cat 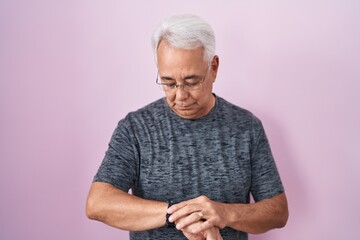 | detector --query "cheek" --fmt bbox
[190,92,202,101]
[165,93,176,102]
[194,87,212,102]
